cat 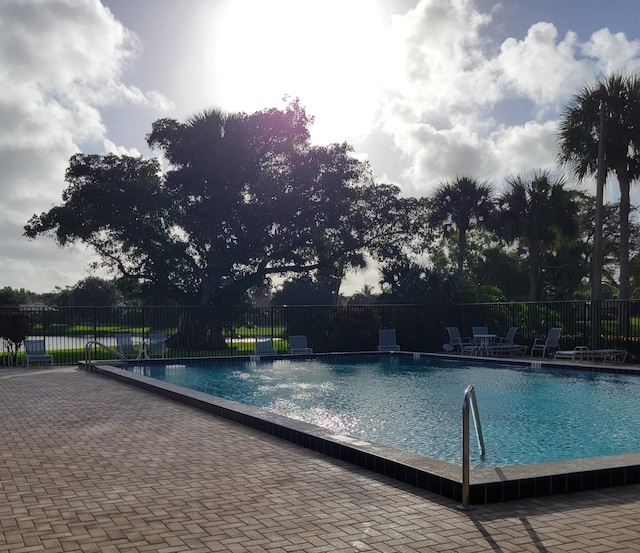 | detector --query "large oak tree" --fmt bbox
[25,101,411,345]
